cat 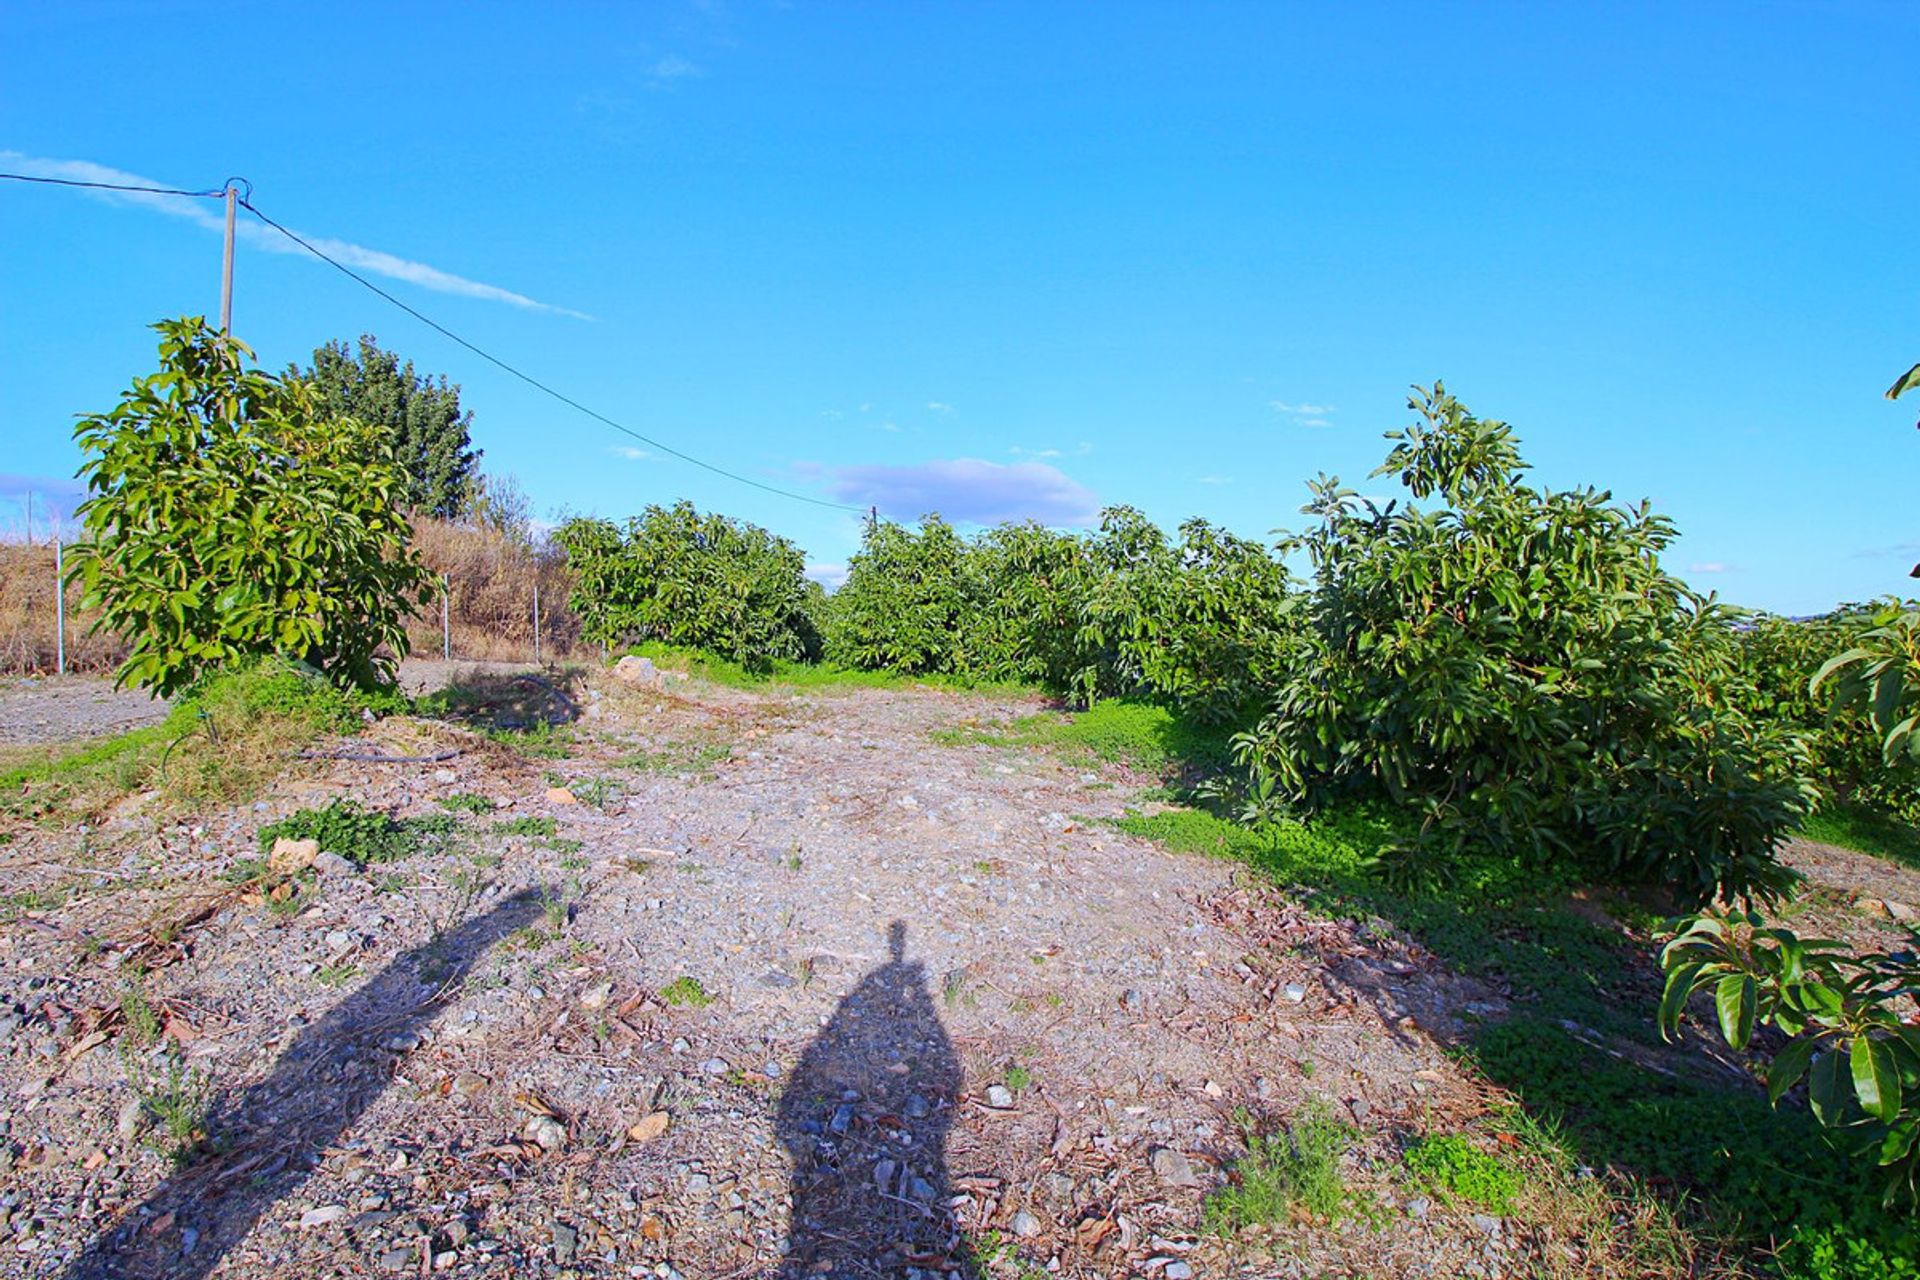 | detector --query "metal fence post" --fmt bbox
[442,579,450,661]
[54,535,66,676]
[533,580,542,664]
